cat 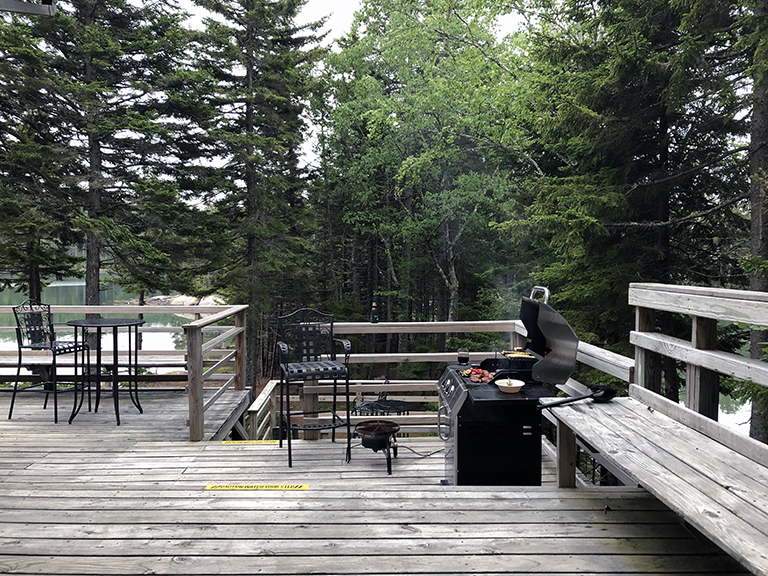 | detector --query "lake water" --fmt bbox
[0,280,185,357]
[718,391,752,434]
